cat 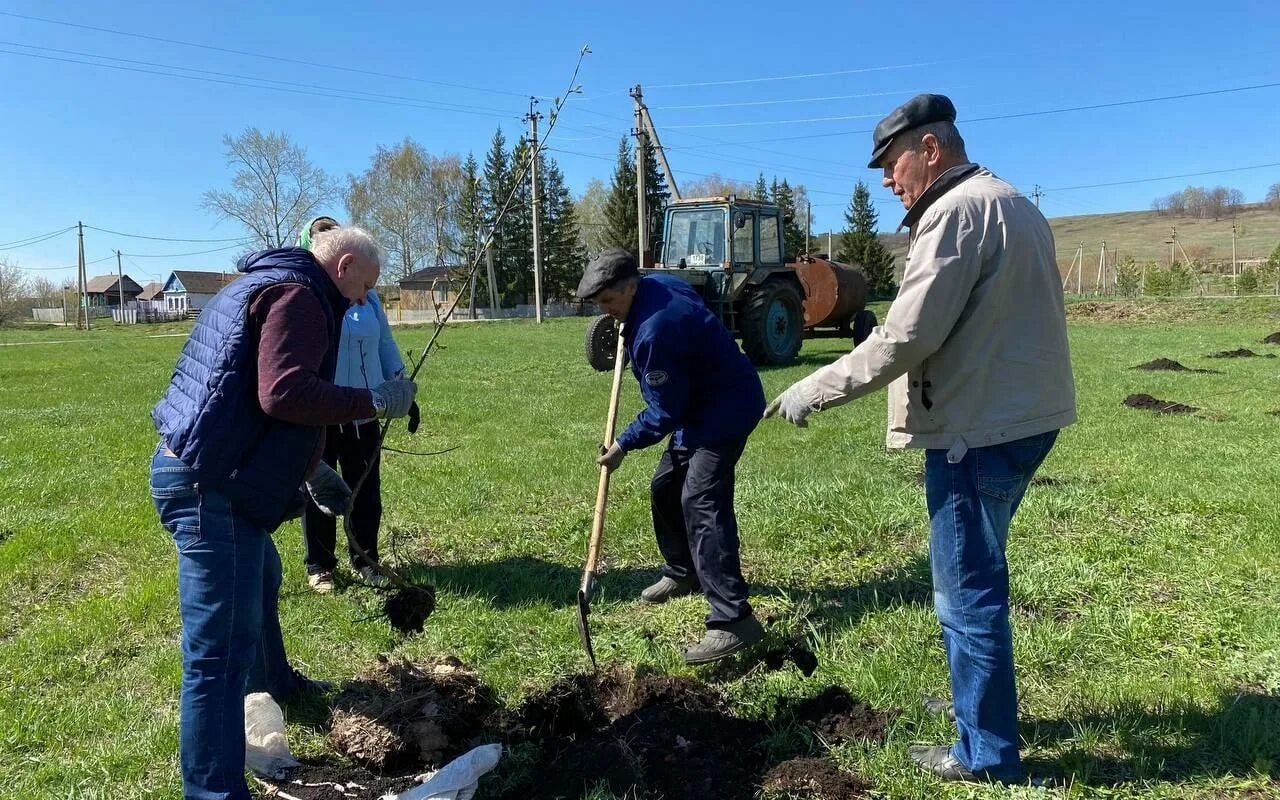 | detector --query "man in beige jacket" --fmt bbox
[766,94,1075,784]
